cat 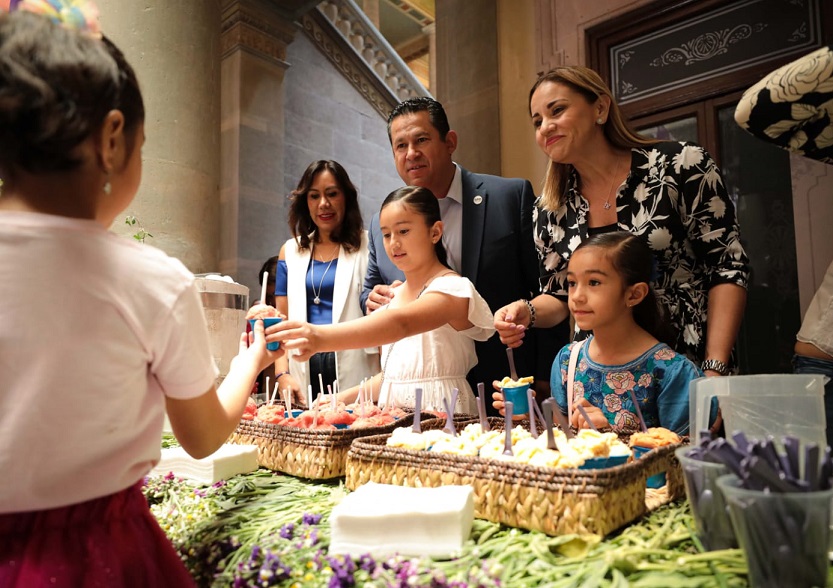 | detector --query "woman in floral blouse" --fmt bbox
[495,66,750,376]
